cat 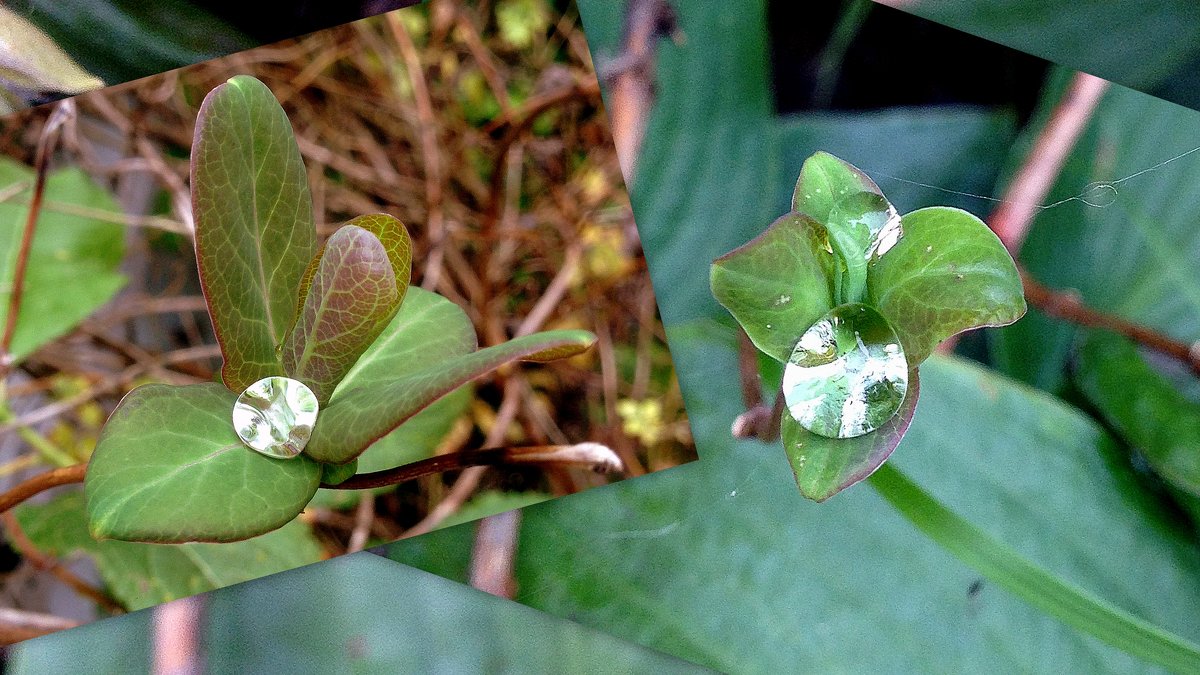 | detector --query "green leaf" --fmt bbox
[85,383,321,543]
[792,152,896,305]
[192,74,316,392]
[880,0,1200,109]
[870,462,1200,674]
[6,555,708,674]
[13,0,253,87]
[868,206,1026,366]
[1075,331,1200,499]
[320,458,358,486]
[282,225,399,403]
[782,369,919,501]
[710,212,835,363]
[311,385,471,509]
[302,286,477,469]
[792,150,886,220]
[15,492,322,611]
[295,214,412,316]
[0,160,126,362]
[308,329,596,464]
